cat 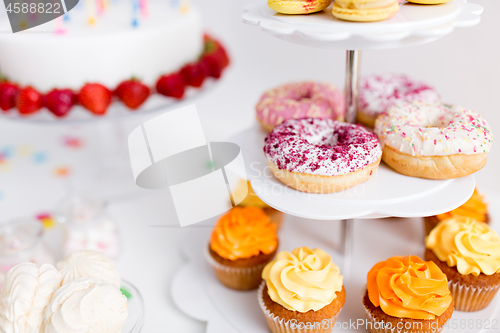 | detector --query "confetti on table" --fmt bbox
[0,160,12,172]
[0,146,14,159]
[62,136,85,149]
[120,287,132,300]
[36,213,57,230]
[32,152,48,164]
[54,166,70,177]
[18,145,32,157]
